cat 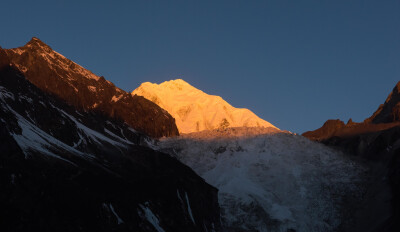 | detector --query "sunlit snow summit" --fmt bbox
[132,79,278,133]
